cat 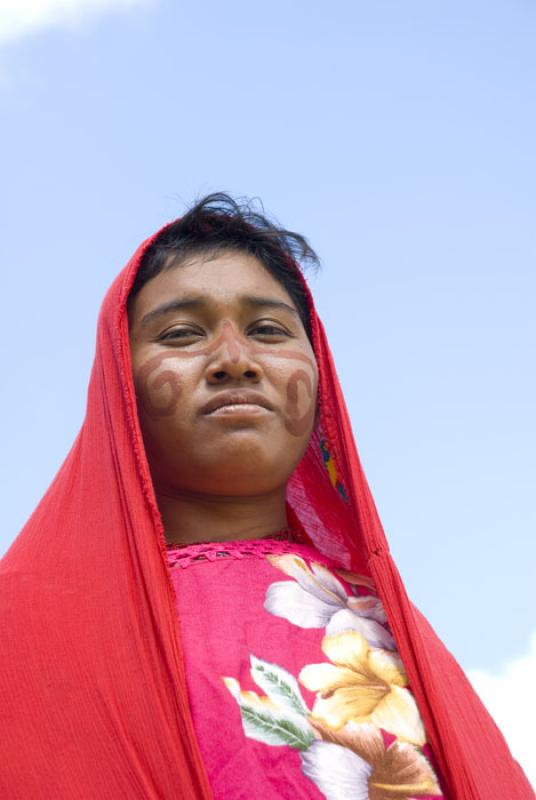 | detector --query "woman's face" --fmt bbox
[128,251,318,497]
